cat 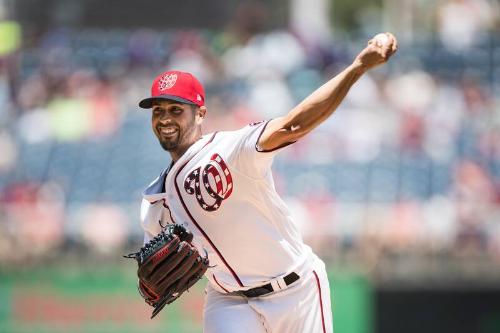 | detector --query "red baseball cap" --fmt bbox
[139,70,205,109]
